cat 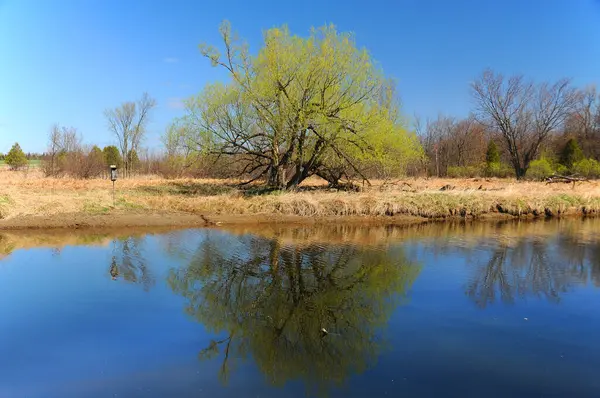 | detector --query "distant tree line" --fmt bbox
[418,70,600,179]
[3,24,600,183]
